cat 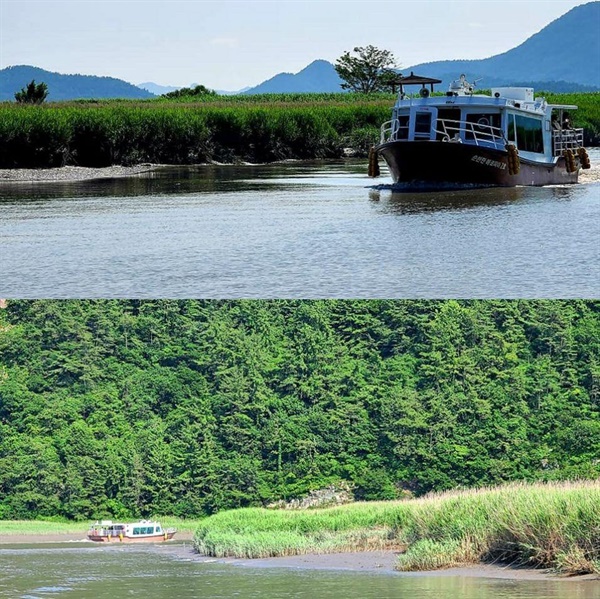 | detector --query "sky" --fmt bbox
[0,0,592,91]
